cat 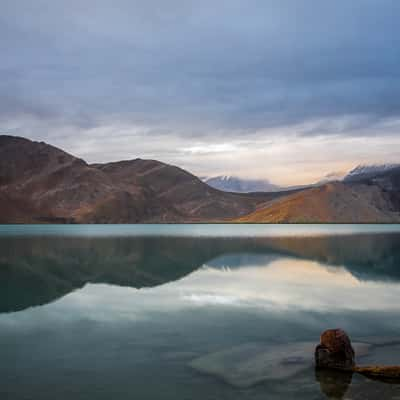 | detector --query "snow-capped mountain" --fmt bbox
[203,164,400,194]
[203,175,282,193]
[344,164,400,182]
